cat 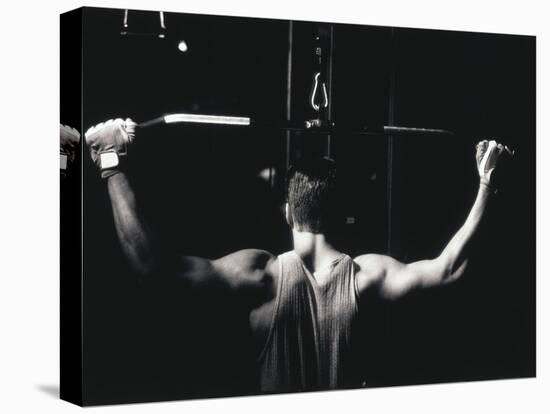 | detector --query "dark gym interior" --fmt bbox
[64,7,535,405]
